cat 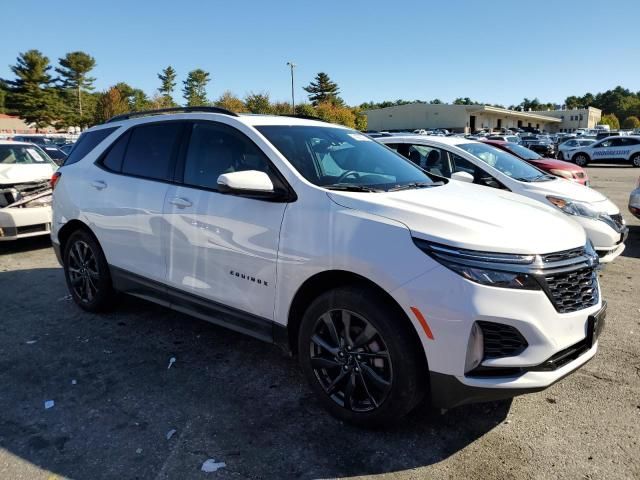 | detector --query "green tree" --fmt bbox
[157,66,177,106]
[183,69,210,106]
[429,98,443,104]
[315,101,356,128]
[4,49,60,129]
[271,101,292,115]
[598,113,620,130]
[0,80,7,114]
[453,97,475,105]
[622,116,640,129]
[55,51,96,120]
[94,86,129,124]
[352,107,367,130]
[214,91,247,112]
[303,72,341,106]
[114,82,150,111]
[244,91,272,113]
[294,103,316,117]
